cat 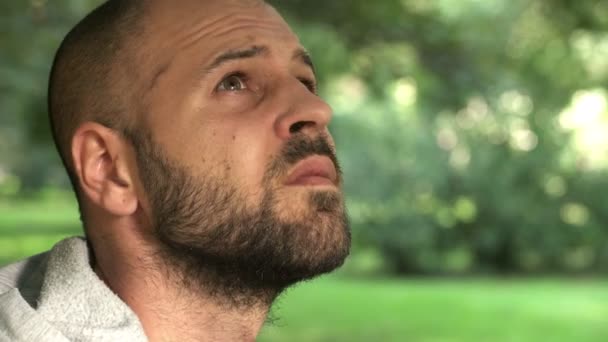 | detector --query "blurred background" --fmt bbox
[1,0,608,341]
